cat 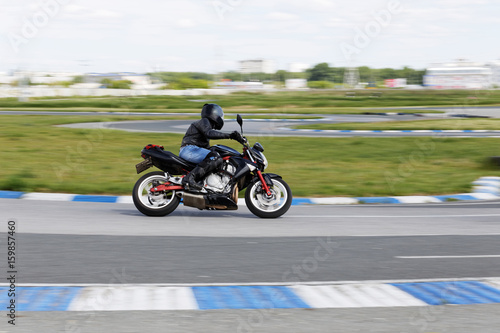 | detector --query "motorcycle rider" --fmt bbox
[180,103,244,191]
